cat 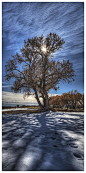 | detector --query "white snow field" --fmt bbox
[2,111,84,171]
[2,108,38,112]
